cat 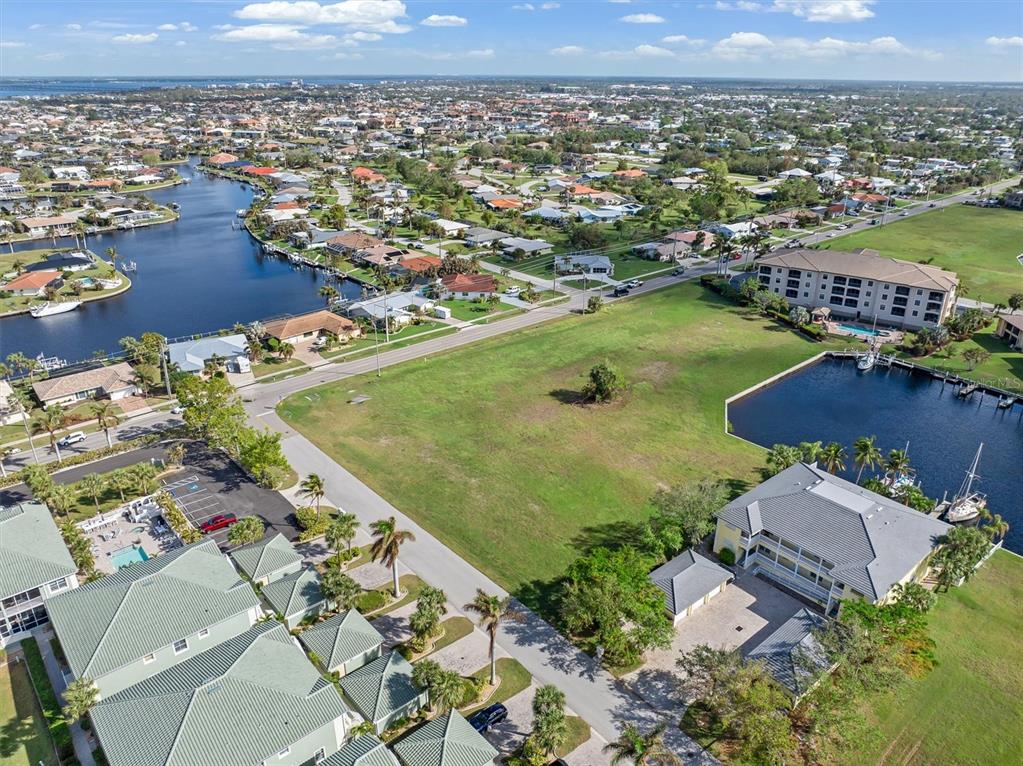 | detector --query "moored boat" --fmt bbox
[937,444,987,523]
[29,301,82,318]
